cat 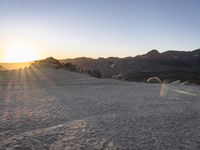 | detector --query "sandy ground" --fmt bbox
[0,66,200,150]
